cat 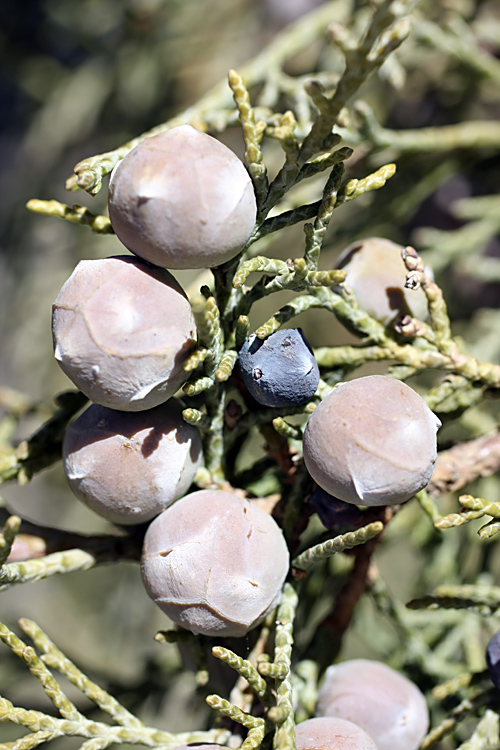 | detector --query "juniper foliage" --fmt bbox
[1,0,500,748]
